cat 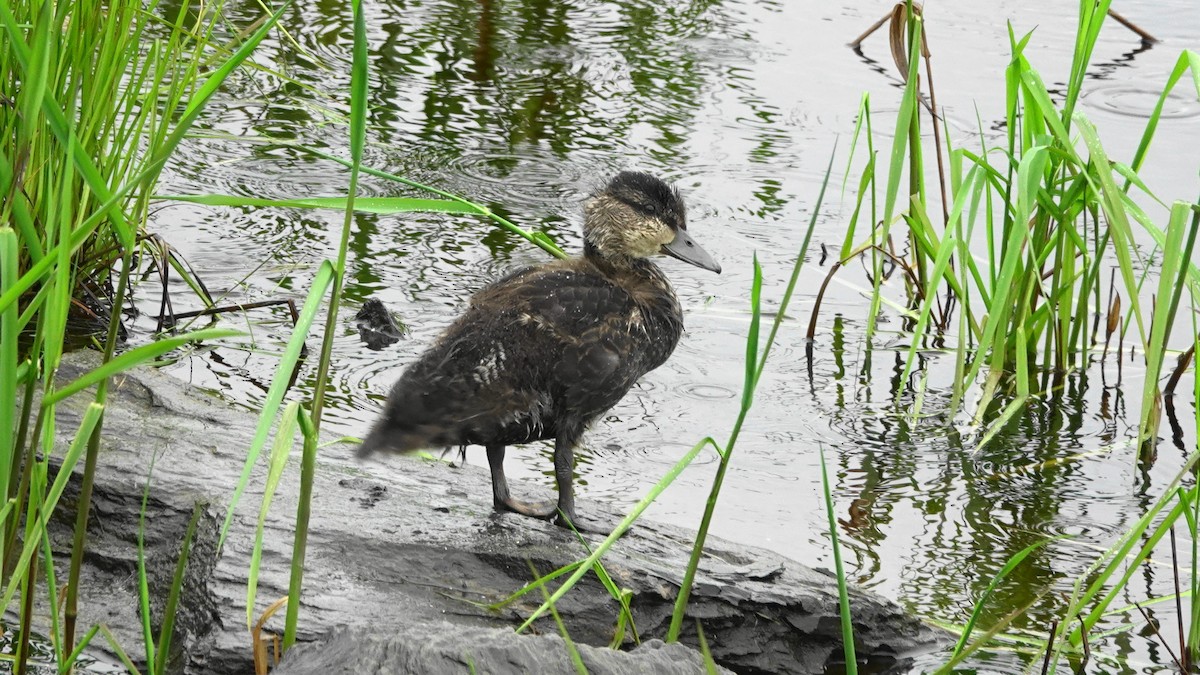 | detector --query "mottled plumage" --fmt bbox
[358,171,720,530]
